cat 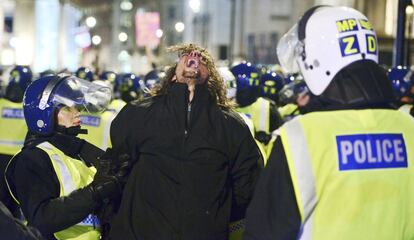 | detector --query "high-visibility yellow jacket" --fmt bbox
[278,109,414,239]
[6,141,100,240]
[0,99,27,156]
